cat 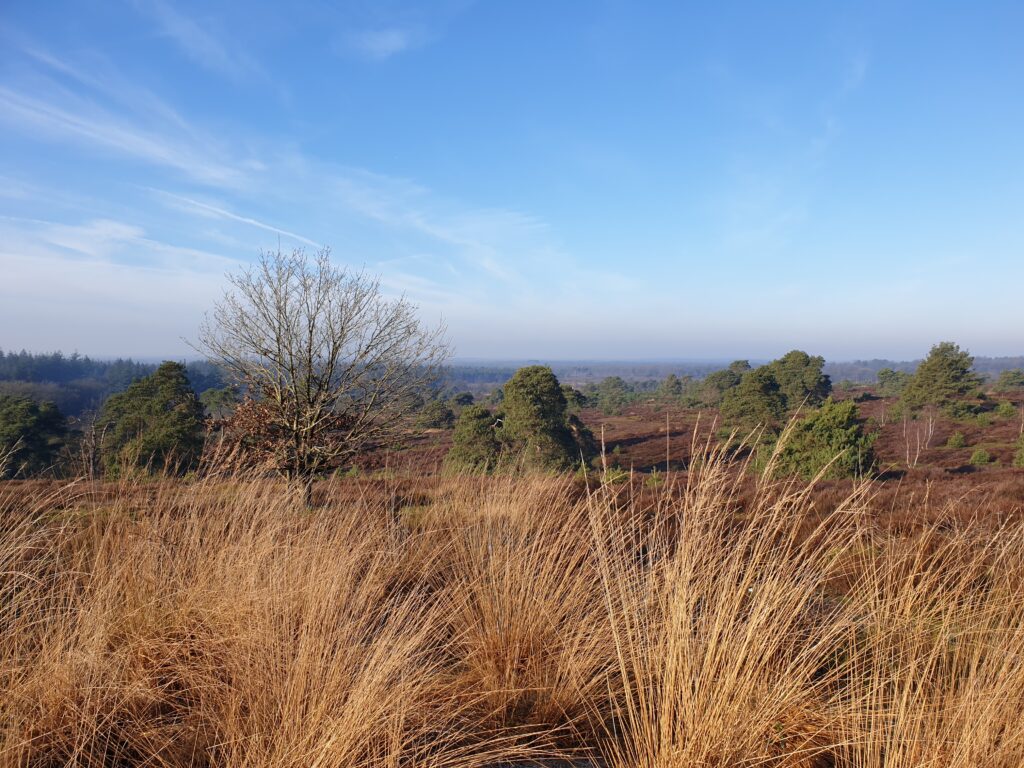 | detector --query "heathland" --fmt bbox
[3,257,1024,767]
